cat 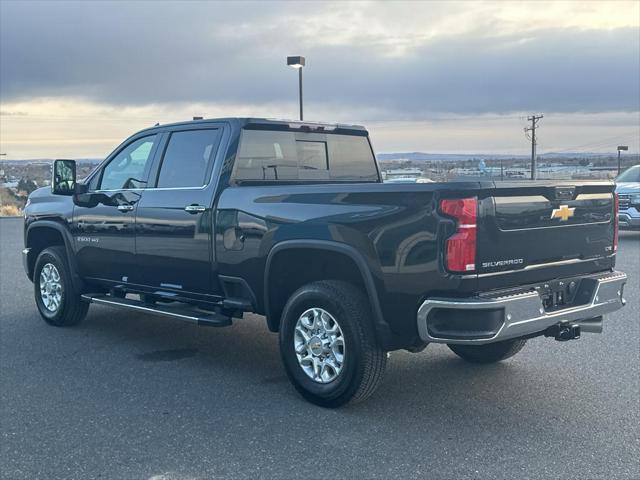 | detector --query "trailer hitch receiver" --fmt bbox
[544,323,581,342]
